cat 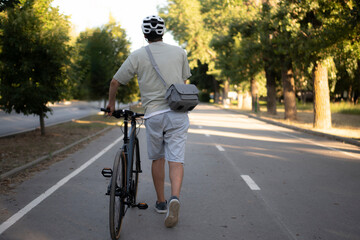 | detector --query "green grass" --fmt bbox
[330,102,360,115]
